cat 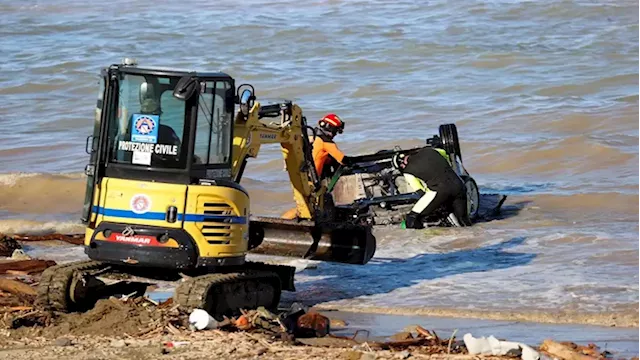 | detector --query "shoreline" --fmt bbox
[1,297,636,360]
[312,305,639,329]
